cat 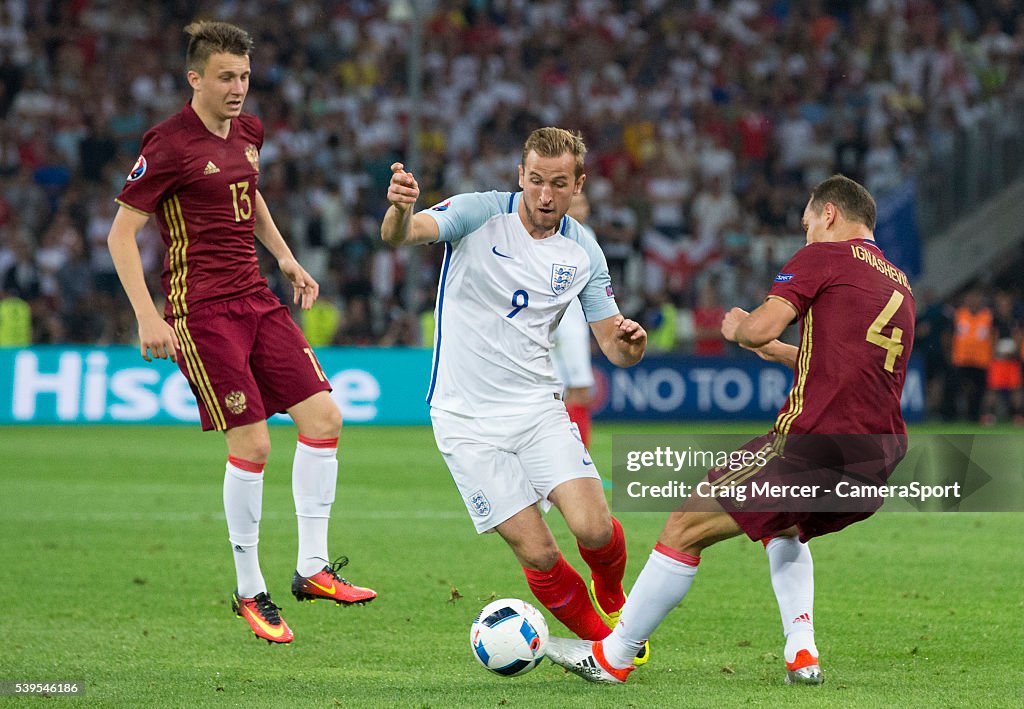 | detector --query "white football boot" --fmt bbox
[545,637,635,684]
